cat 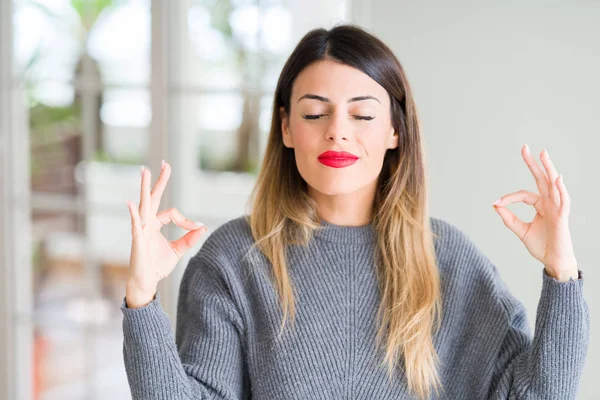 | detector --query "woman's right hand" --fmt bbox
[125,160,208,308]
